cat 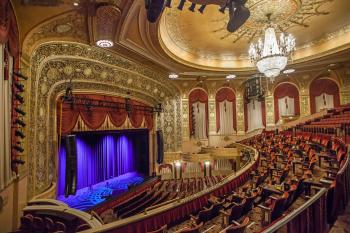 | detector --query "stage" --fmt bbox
[57,172,145,210]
